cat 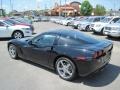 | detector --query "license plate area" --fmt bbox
[98,52,111,63]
